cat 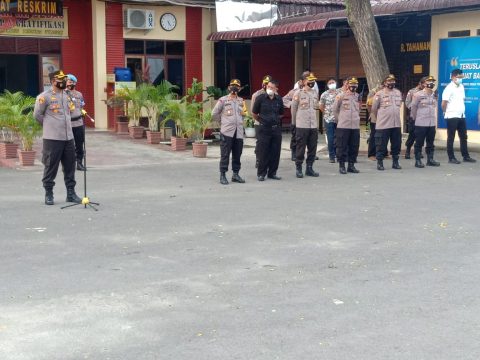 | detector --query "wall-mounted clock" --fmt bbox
[160,13,177,31]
